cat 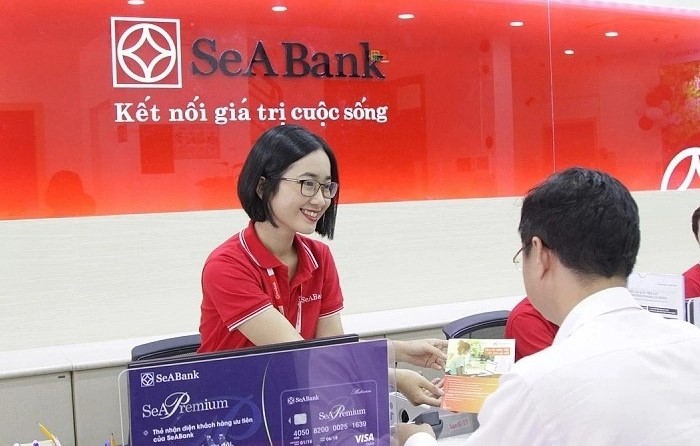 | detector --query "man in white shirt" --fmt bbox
[403,167,700,445]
